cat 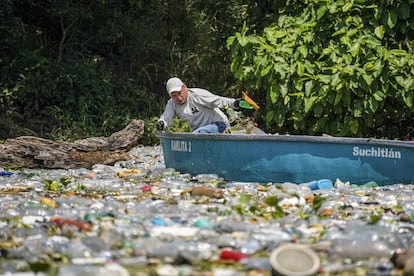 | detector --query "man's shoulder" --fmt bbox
[188,88,212,96]
[189,87,208,93]
[166,98,177,108]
